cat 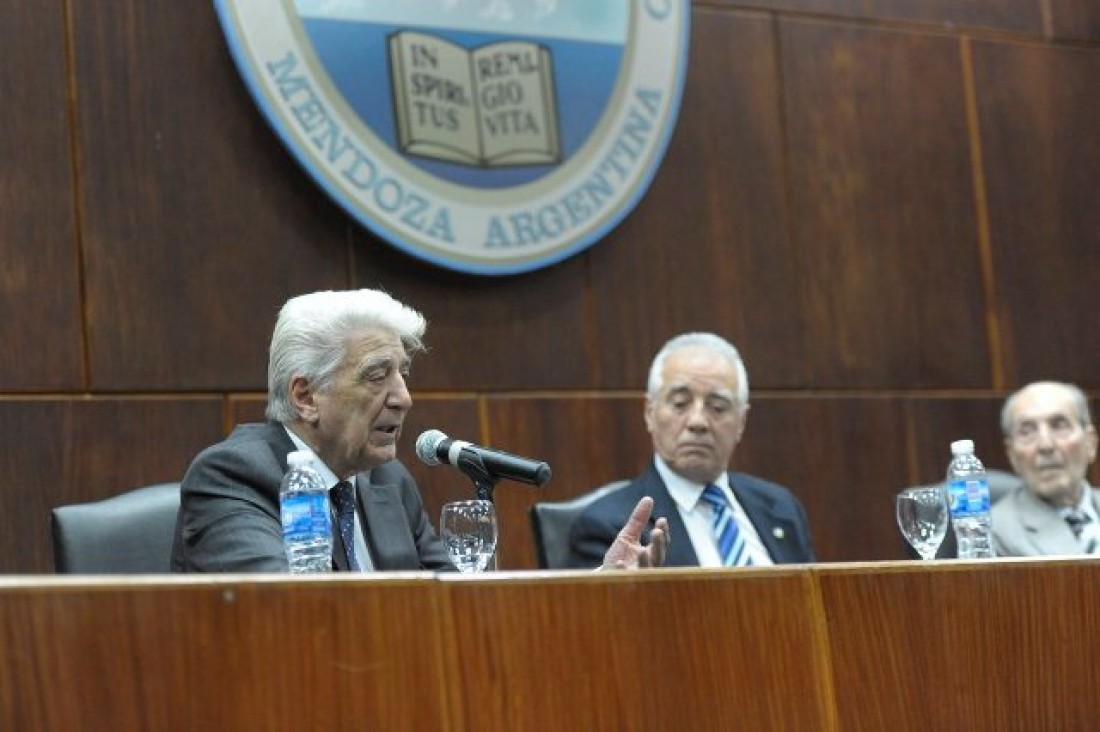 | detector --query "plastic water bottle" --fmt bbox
[279,450,332,573]
[946,439,993,559]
